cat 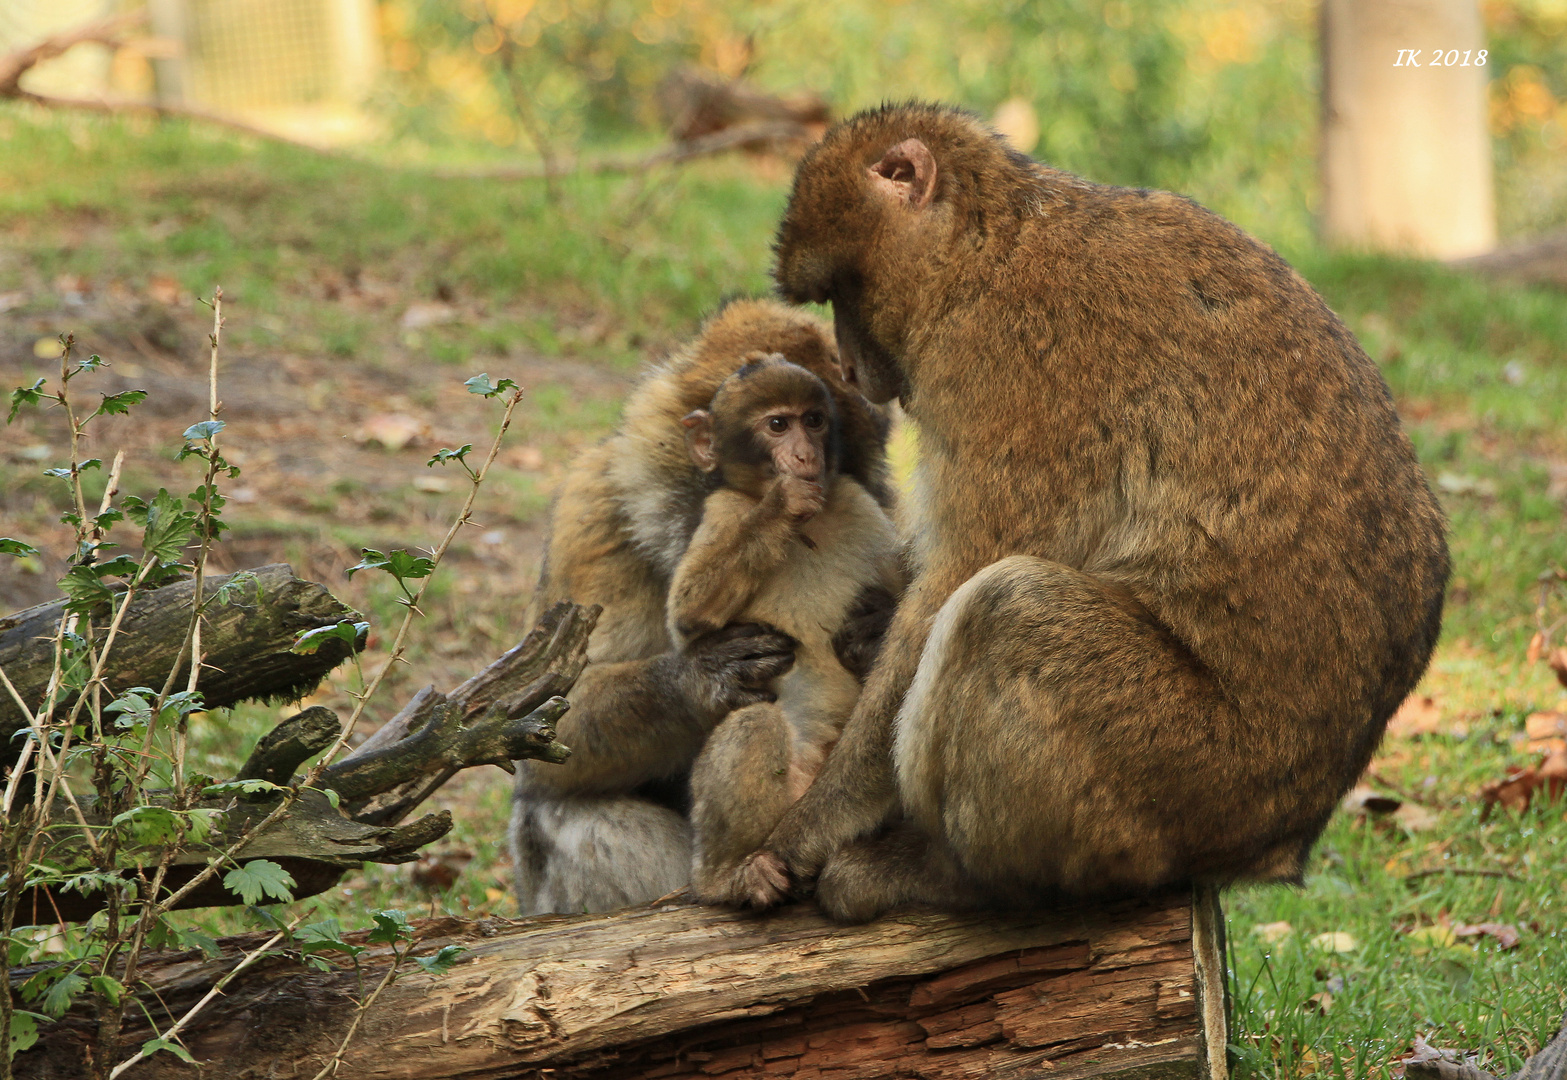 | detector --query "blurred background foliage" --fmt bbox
[373,0,1567,248]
